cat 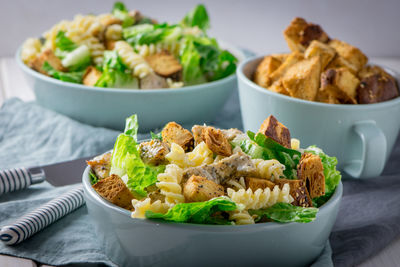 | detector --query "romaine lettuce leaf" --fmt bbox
[180,38,207,85]
[305,146,341,207]
[42,61,84,83]
[150,131,162,140]
[123,23,180,46]
[89,170,99,185]
[110,115,164,197]
[61,45,91,71]
[249,203,318,223]
[55,31,77,57]
[145,197,236,224]
[247,131,301,179]
[95,51,138,88]
[112,2,134,28]
[181,4,209,31]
